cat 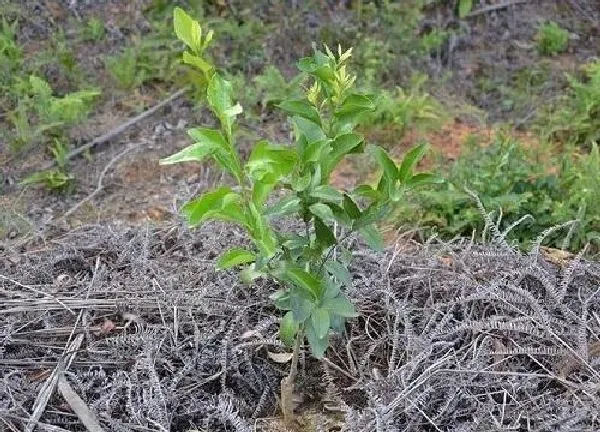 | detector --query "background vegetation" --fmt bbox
[2,0,600,256]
